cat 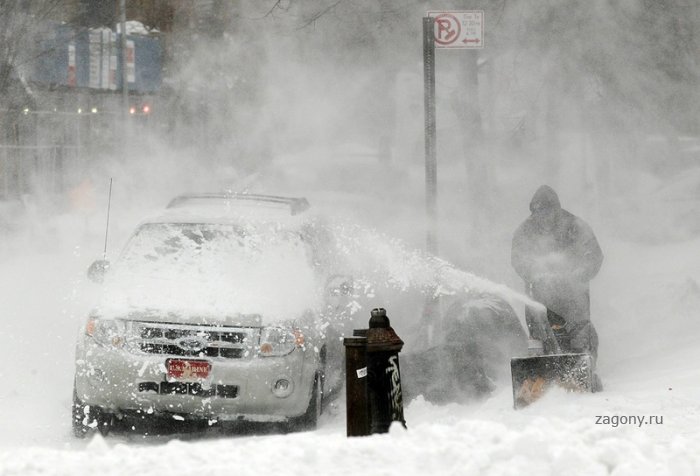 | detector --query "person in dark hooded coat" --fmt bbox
[511,185,604,360]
